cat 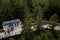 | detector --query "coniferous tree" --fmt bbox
[49,13,57,30]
